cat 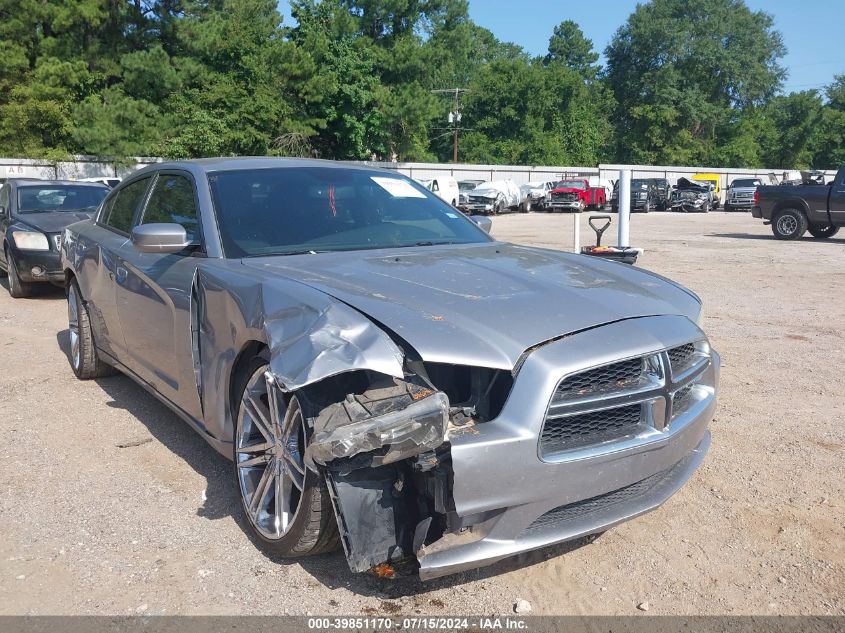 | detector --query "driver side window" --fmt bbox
[140,174,199,242]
